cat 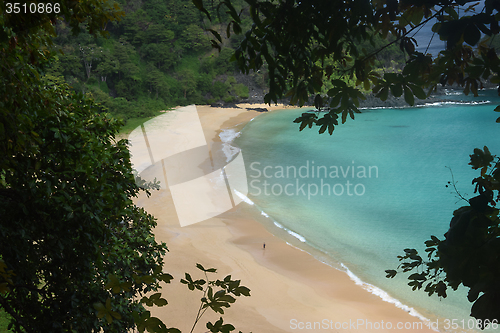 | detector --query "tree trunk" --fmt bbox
[83,59,92,80]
